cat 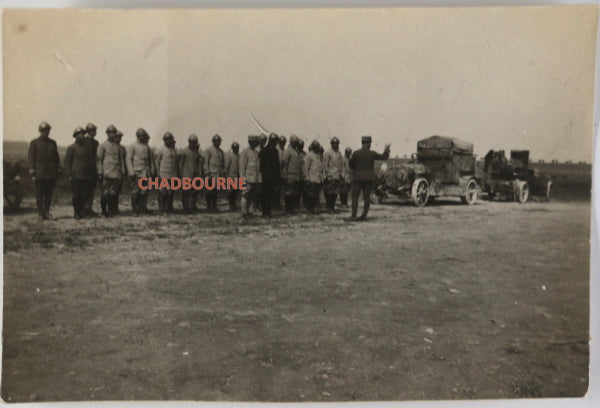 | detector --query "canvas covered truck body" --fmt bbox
[482,150,552,203]
[373,135,479,207]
